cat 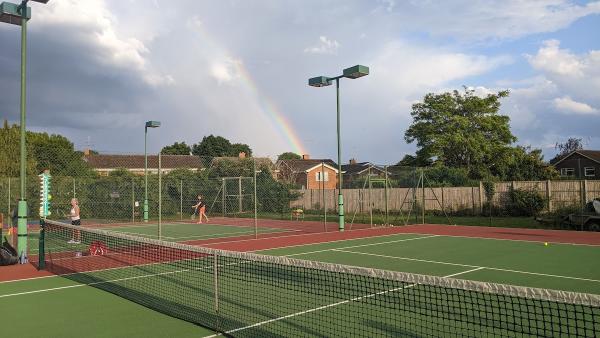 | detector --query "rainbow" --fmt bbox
[190,18,307,155]
[234,64,307,155]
